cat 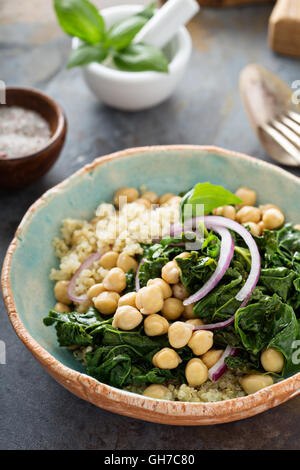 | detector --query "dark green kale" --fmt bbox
[124,268,135,293]
[235,294,300,375]
[43,307,111,347]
